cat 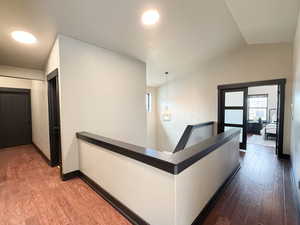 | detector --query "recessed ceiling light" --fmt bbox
[142,9,160,25]
[11,31,37,44]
